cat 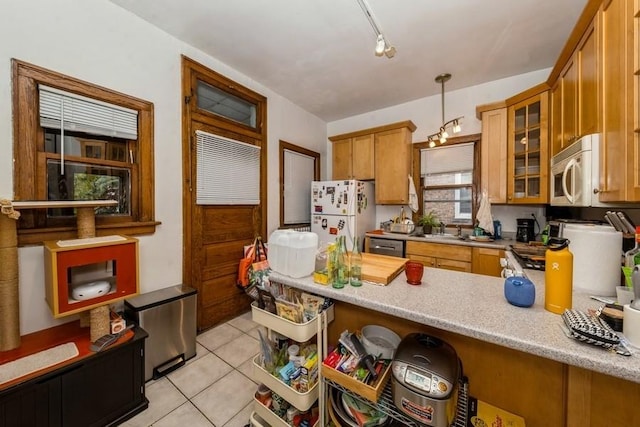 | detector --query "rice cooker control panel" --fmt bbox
[392,361,452,398]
